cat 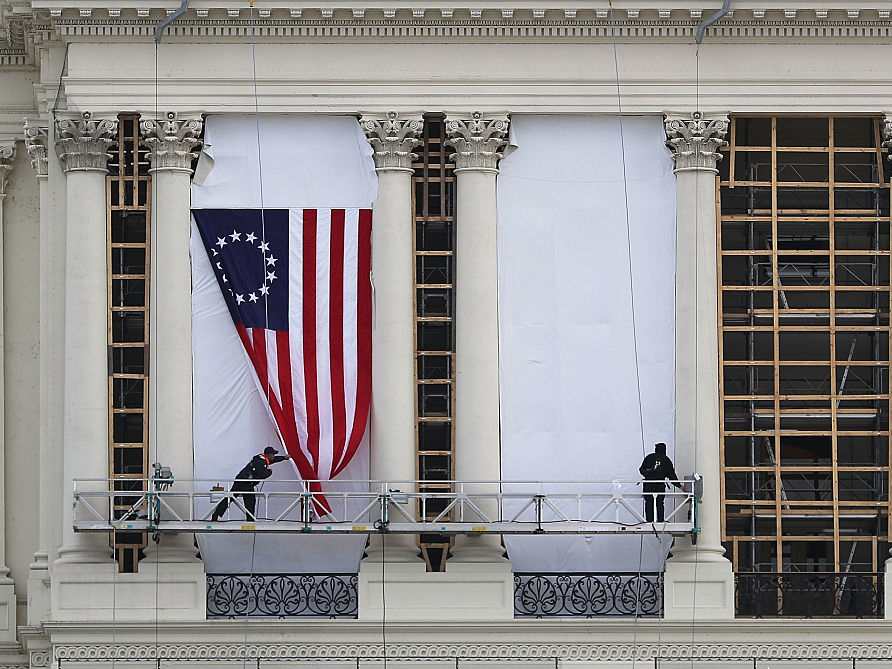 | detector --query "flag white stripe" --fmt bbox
[315,209,334,479]
[288,209,312,468]
[337,209,360,473]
